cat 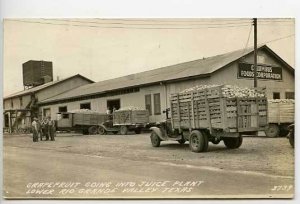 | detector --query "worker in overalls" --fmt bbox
[31,118,39,142]
[48,117,56,141]
[43,117,50,141]
[37,118,43,141]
